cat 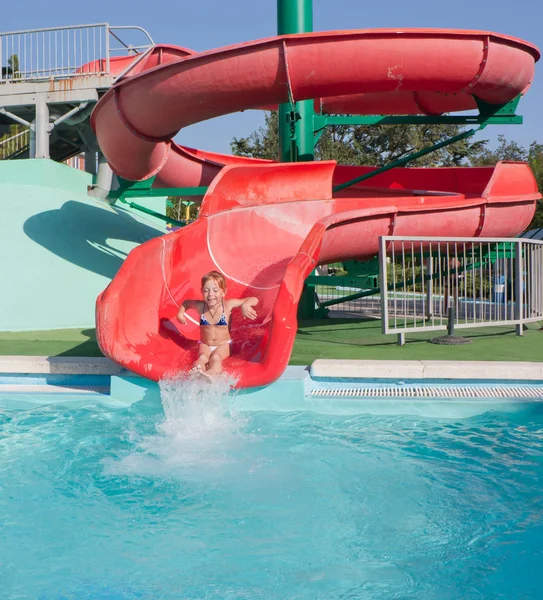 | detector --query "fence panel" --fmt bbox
[0,24,154,82]
[378,236,543,337]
